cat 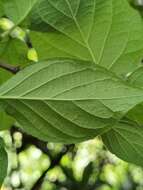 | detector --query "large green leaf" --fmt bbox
[0,137,8,187]
[102,122,143,166]
[2,0,143,77]
[1,0,143,166]
[1,0,143,77]
[0,59,143,143]
[28,0,143,77]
